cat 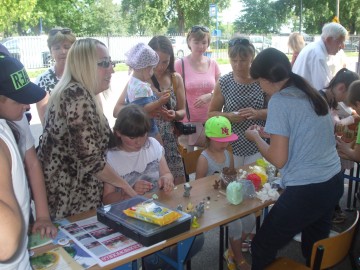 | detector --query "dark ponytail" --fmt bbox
[251,48,328,116]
